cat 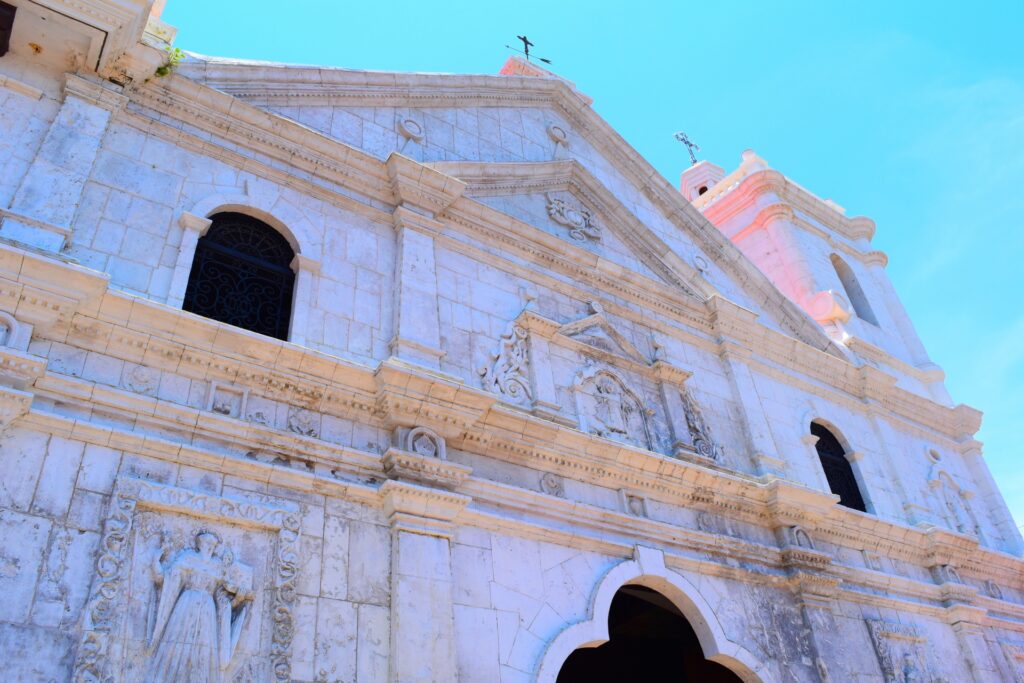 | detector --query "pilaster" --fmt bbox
[517,308,571,425]
[1,74,126,251]
[380,480,470,683]
[289,253,320,347]
[385,154,466,371]
[167,211,212,308]
[718,338,786,476]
